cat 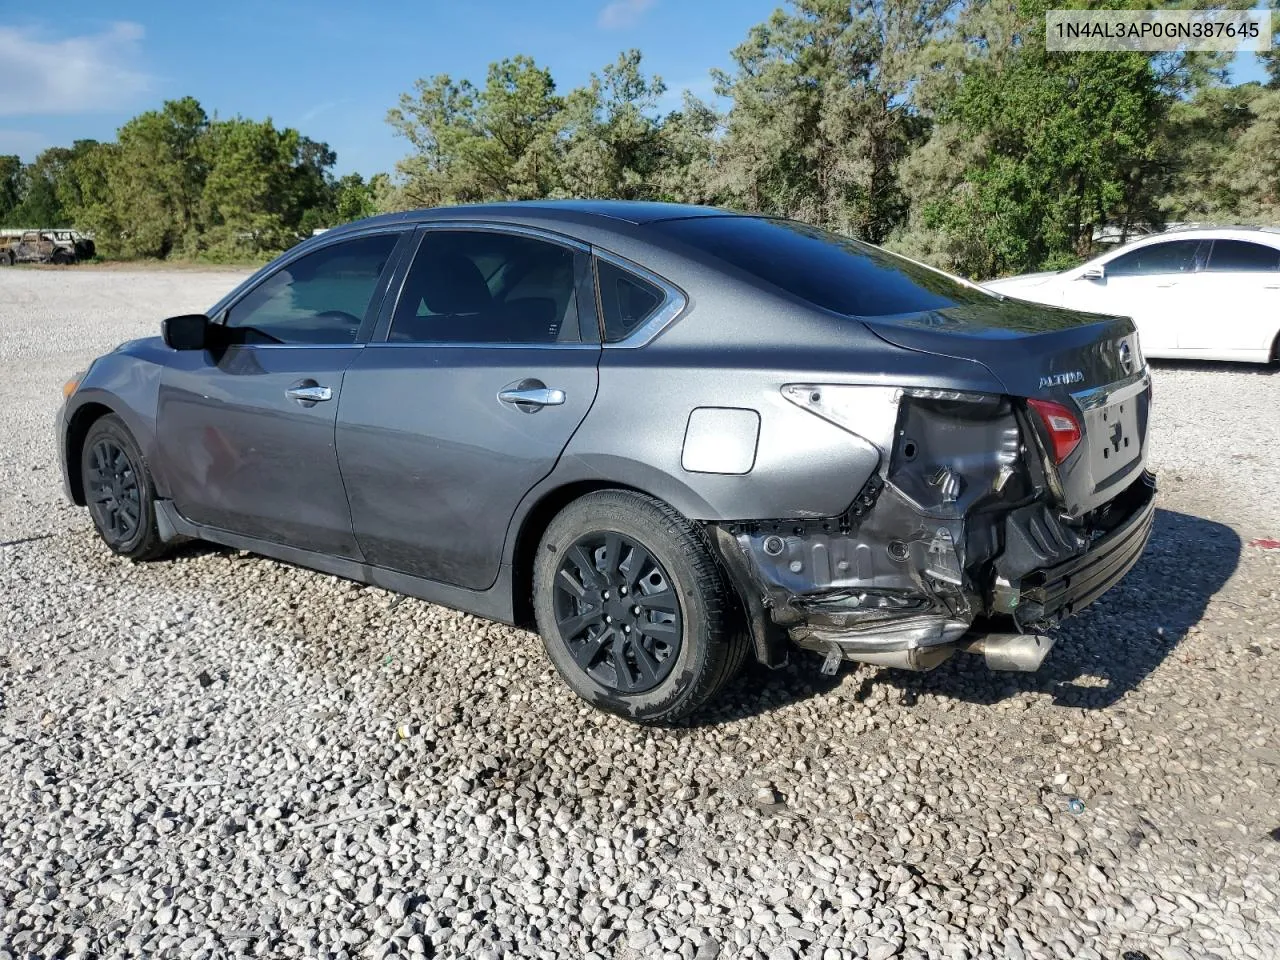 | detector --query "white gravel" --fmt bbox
[2,266,1279,960]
